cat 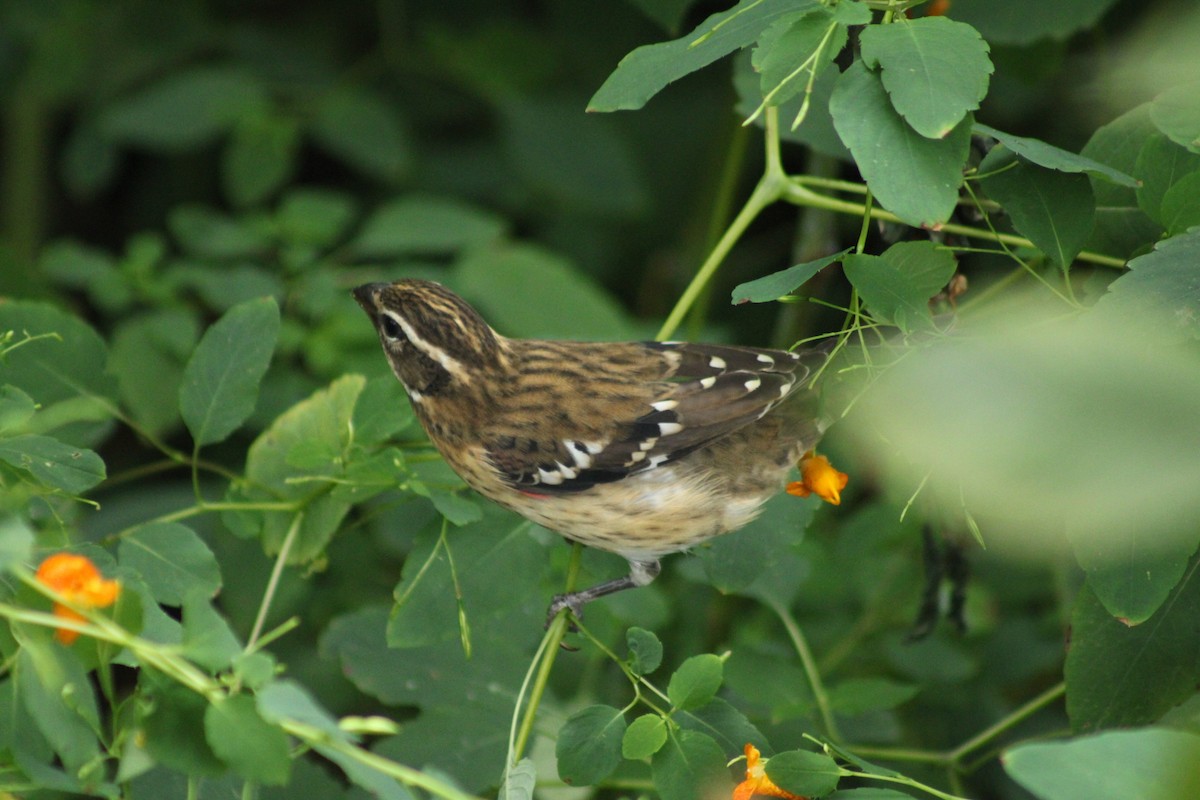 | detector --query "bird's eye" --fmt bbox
[380,315,405,342]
